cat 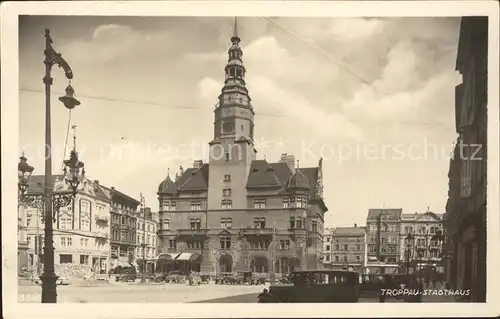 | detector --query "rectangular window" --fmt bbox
[162,219,169,230]
[190,218,202,230]
[169,240,177,249]
[356,255,361,262]
[60,254,73,264]
[26,218,31,227]
[343,244,348,251]
[250,239,270,250]
[222,189,232,197]
[80,255,89,265]
[253,217,266,229]
[221,200,232,209]
[312,221,318,232]
[190,201,202,211]
[289,217,295,229]
[121,216,125,224]
[279,240,290,250]
[220,218,232,229]
[356,245,360,250]
[296,217,303,229]
[224,174,231,182]
[283,197,289,208]
[163,201,177,211]
[326,245,331,251]
[335,244,339,251]
[343,256,348,262]
[187,240,202,249]
[220,236,231,249]
[335,256,339,262]
[254,199,266,209]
